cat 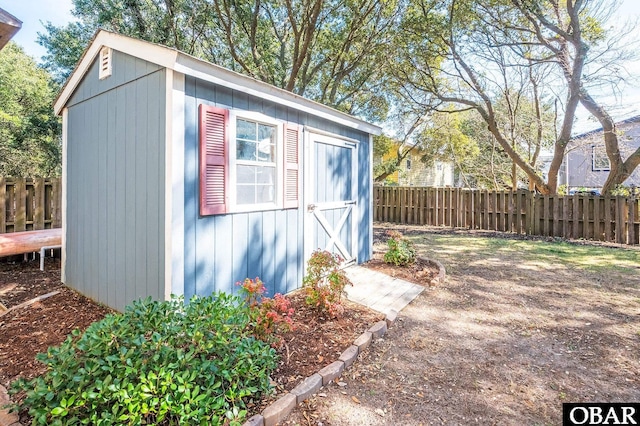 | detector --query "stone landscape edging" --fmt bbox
[244,312,398,426]
[422,256,446,286]
[0,383,20,426]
